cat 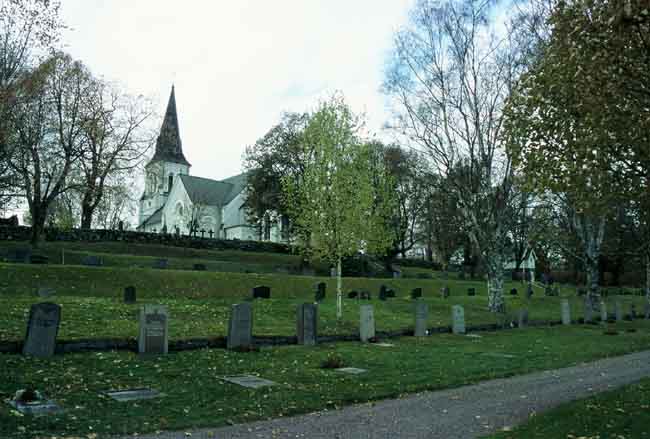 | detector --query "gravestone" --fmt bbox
[393,270,402,279]
[360,290,371,300]
[222,375,277,389]
[452,305,465,334]
[124,286,136,304]
[227,303,253,350]
[347,290,359,299]
[467,288,476,296]
[82,255,103,266]
[416,273,432,279]
[8,391,62,416]
[645,302,650,320]
[526,284,534,299]
[314,282,326,302]
[378,285,388,301]
[336,367,367,375]
[330,267,337,278]
[544,286,553,296]
[553,286,561,296]
[386,288,396,298]
[410,288,422,300]
[600,301,608,323]
[7,247,31,263]
[441,286,450,299]
[152,259,167,269]
[138,305,168,355]
[583,296,594,323]
[414,300,428,337]
[23,303,61,358]
[561,299,571,325]
[252,285,271,299]
[518,309,529,329]
[297,303,318,346]
[630,304,637,320]
[510,288,518,296]
[193,263,206,271]
[615,301,623,322]
[359,305,375,342]
[104,388,162,402]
